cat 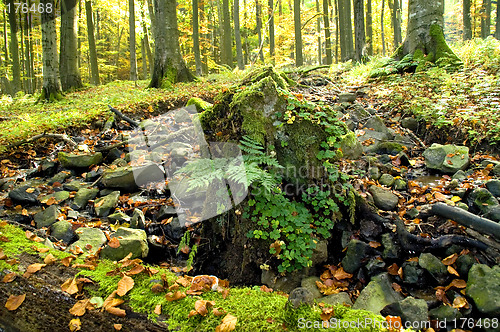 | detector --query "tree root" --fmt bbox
[108,105,139,128]
[7,133,77,150]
